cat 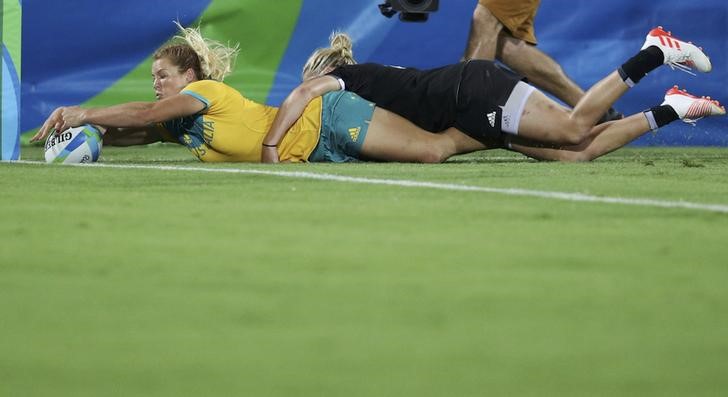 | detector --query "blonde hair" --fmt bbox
[302,32,356,80]
[154,22,240,81]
